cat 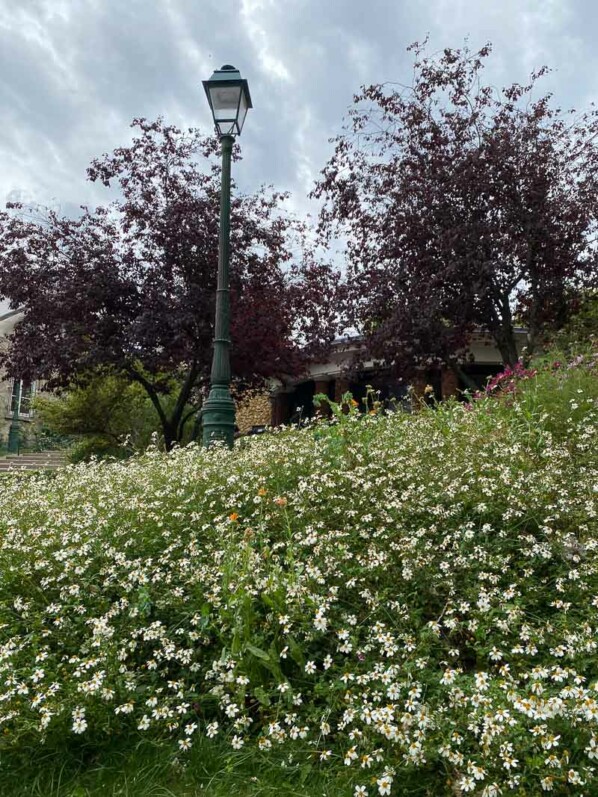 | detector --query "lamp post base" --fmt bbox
[7,421,20,455]
[202,386,235,448]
